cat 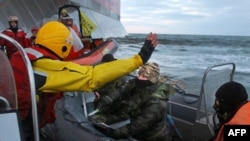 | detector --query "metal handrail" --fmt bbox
[0,96,11,110]
[196,62,235,125]
[0,33,39,141]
